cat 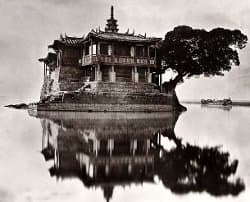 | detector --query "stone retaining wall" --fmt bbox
[93,82,159,93]
[61,92,174,105]
[33,103,173,112]
[59,82,84,91]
